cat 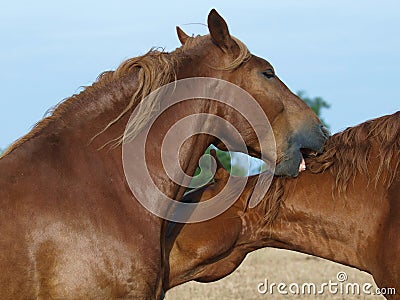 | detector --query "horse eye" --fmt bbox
[262,69,275,79]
